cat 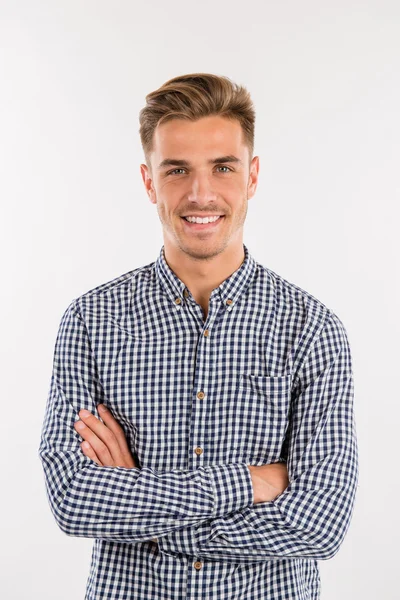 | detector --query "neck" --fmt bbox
[163,238,245,306]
